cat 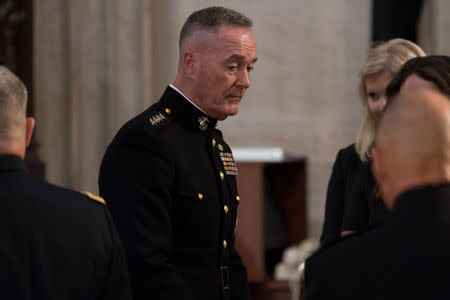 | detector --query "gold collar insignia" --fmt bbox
[198,116,209,131]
